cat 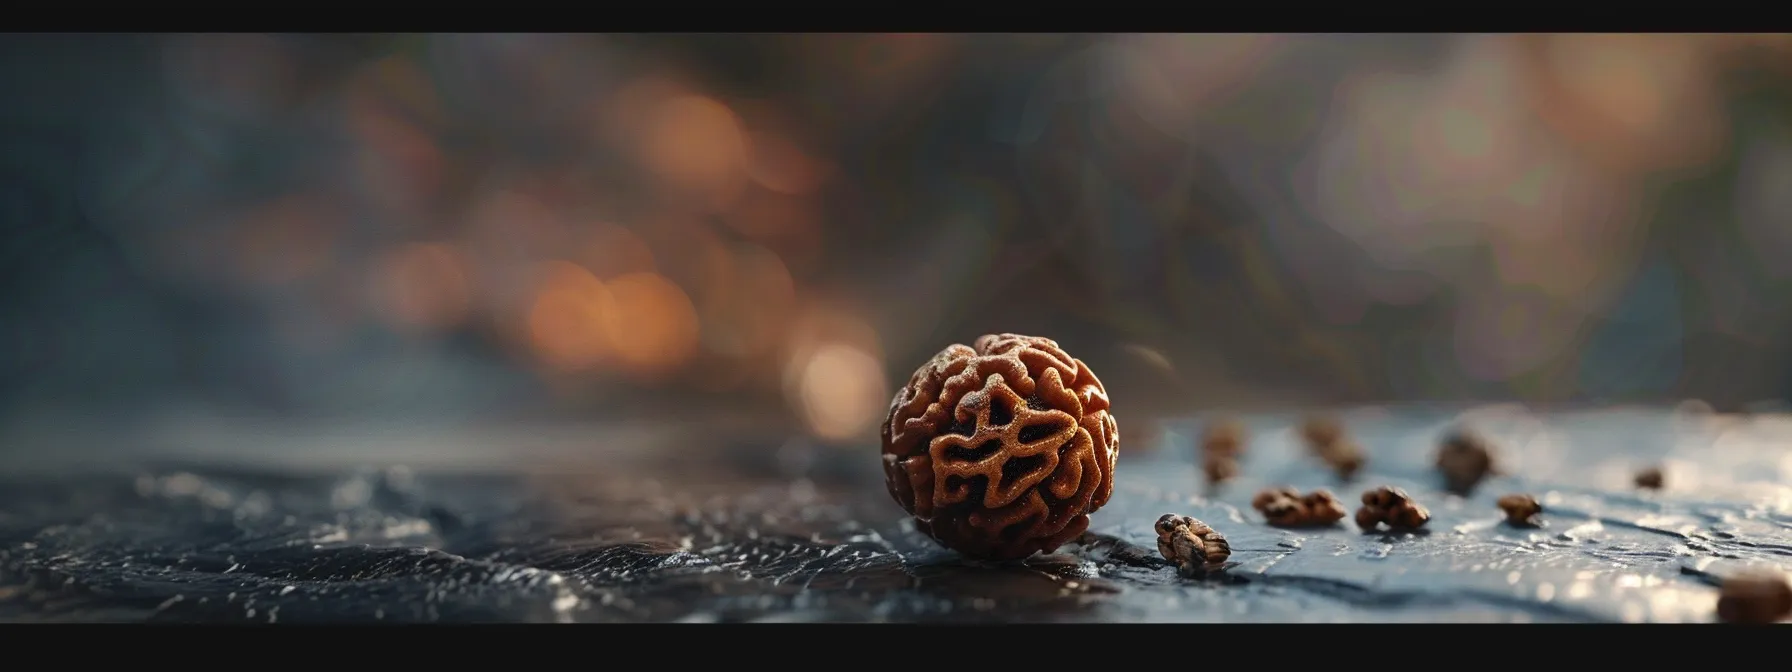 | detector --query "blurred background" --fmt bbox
[5,33,1792,452]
